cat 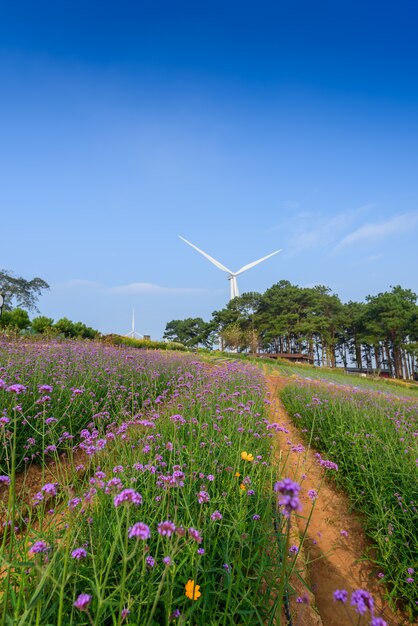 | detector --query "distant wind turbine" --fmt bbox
[179,236,282,300]
[125,308,143,339]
